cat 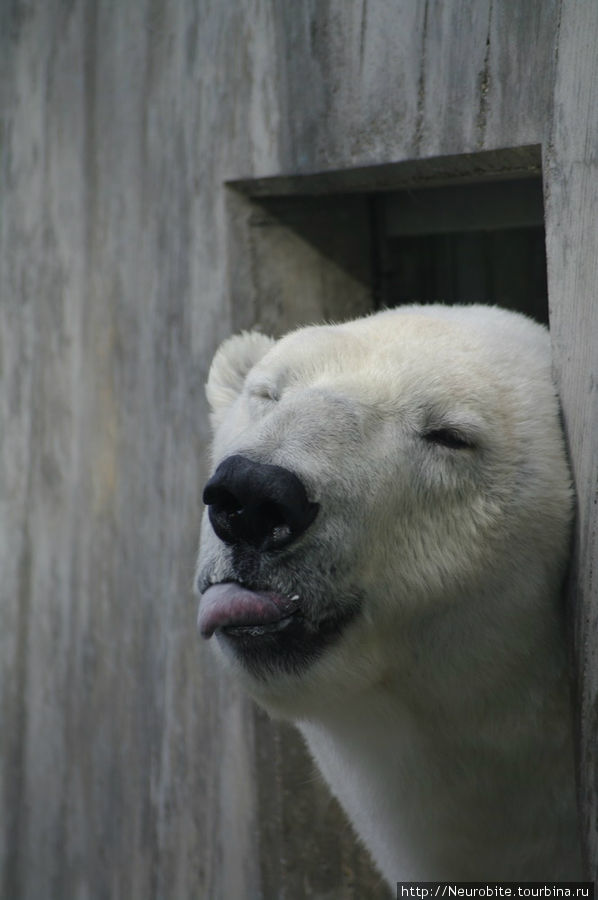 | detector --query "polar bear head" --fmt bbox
[195,305,572,719]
